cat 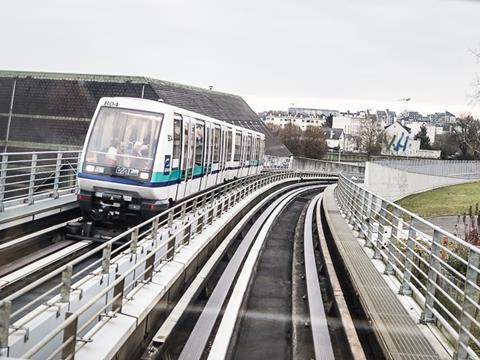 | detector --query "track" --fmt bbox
[145,183,366,360]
